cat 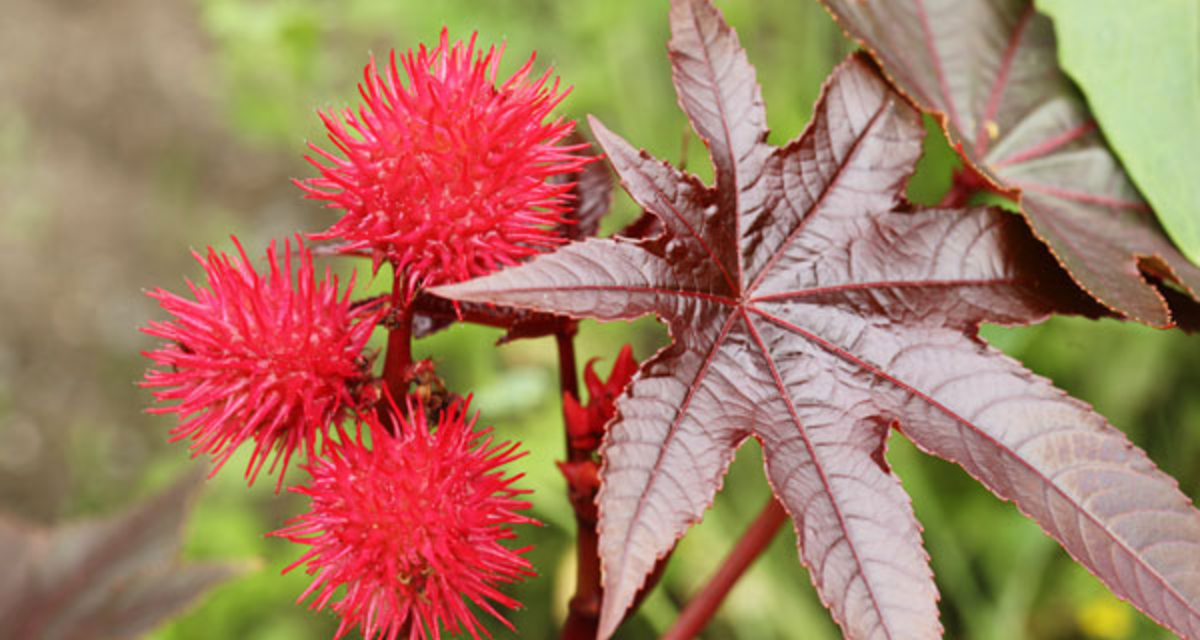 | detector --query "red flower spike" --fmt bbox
[141,236,378,489]
[564,344,638,452]
[299,29,593,297]
[273,397,538,640]
[584,344,638,418]
[562,394,592,450]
